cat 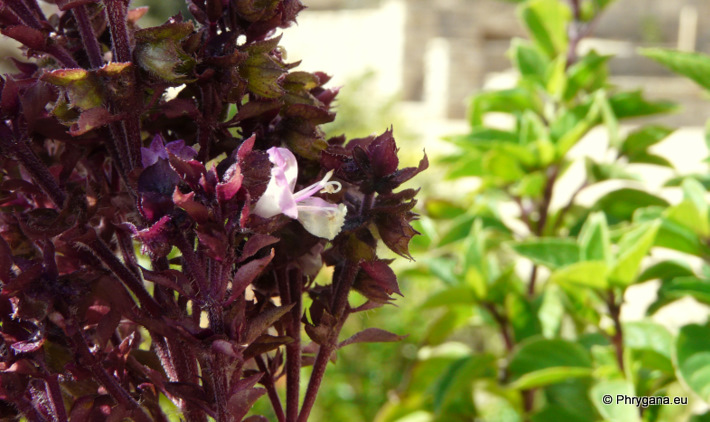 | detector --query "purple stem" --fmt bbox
[298,261,360,422]
[44,375,68,422]
[483,302,514,352]
[276,268,301,422]
[6,0,41,28]
[70,328,153,422]
[103,0,142,170]
[184,248,230,422]
[14,395,44,421]
[21,0,45,22]
[45,45,81,68]
[73,5,104,68]
[287,271,303,422]
[256,356,286,422]
[82,234,163,317]
[175,233,211,304]
[103,0,131,63]
[607,290,625,372]
[123,116,142,171]
[116,227,141,278]
[0,130,66,208]
[197,86,213,162]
